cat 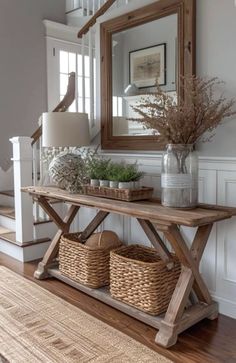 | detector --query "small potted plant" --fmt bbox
[86,157,100,186]
[87,155,111,187]
[107,163,124,188]
[95,159,111,187]
[117,163,143,189]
